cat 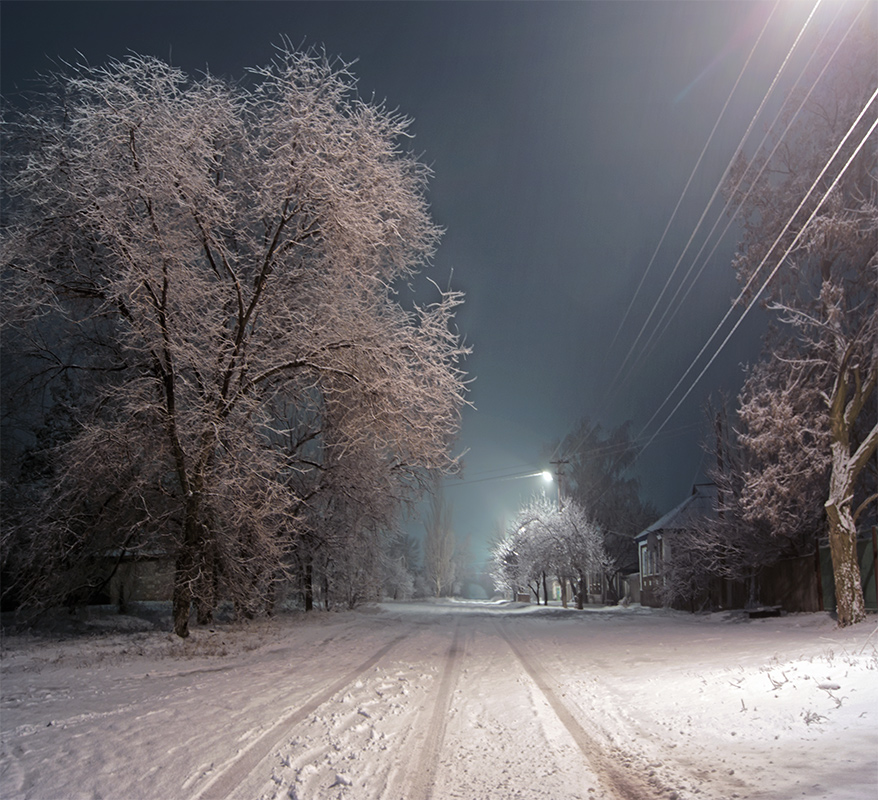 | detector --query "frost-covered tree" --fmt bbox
[489,529,522,600]
[557,501,610,608]
[1,48,469,635]
[736,350,834,539]
[667,395,828,611]
[423,488,456,597]
[725,11,876,626]
[322,527,385,610]
[490,496,606,606]
[490,496,551,603]
[450,533,476,597]
[551,419,654,603]
[556,418,656,538]
[382,532,419,600]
